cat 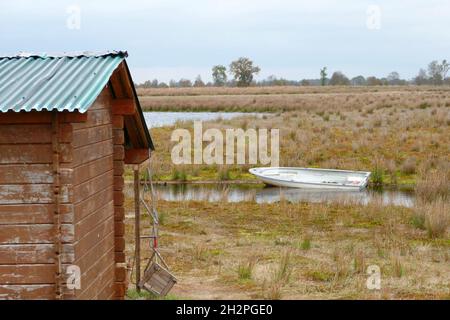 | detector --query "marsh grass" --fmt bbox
[353,249,366,274]
[300,238,311,251]
[262,281,283,300]
[307,270,334,282]
[414,199,450,238]
[273,251,293,284]
[401,157,417,175]
[217,166,232,181]
[415,167,450,203]
[410,212,426,230]
[158,212,167,226]
[333,250,351,281]
[193,244,208,261]
[237,258,257,281]
[261,251,293,299]
[171,167,187,181]
[219,186,230,202]
[371,166,384,186]
[391,254,405,278]
[139,87,448,114]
